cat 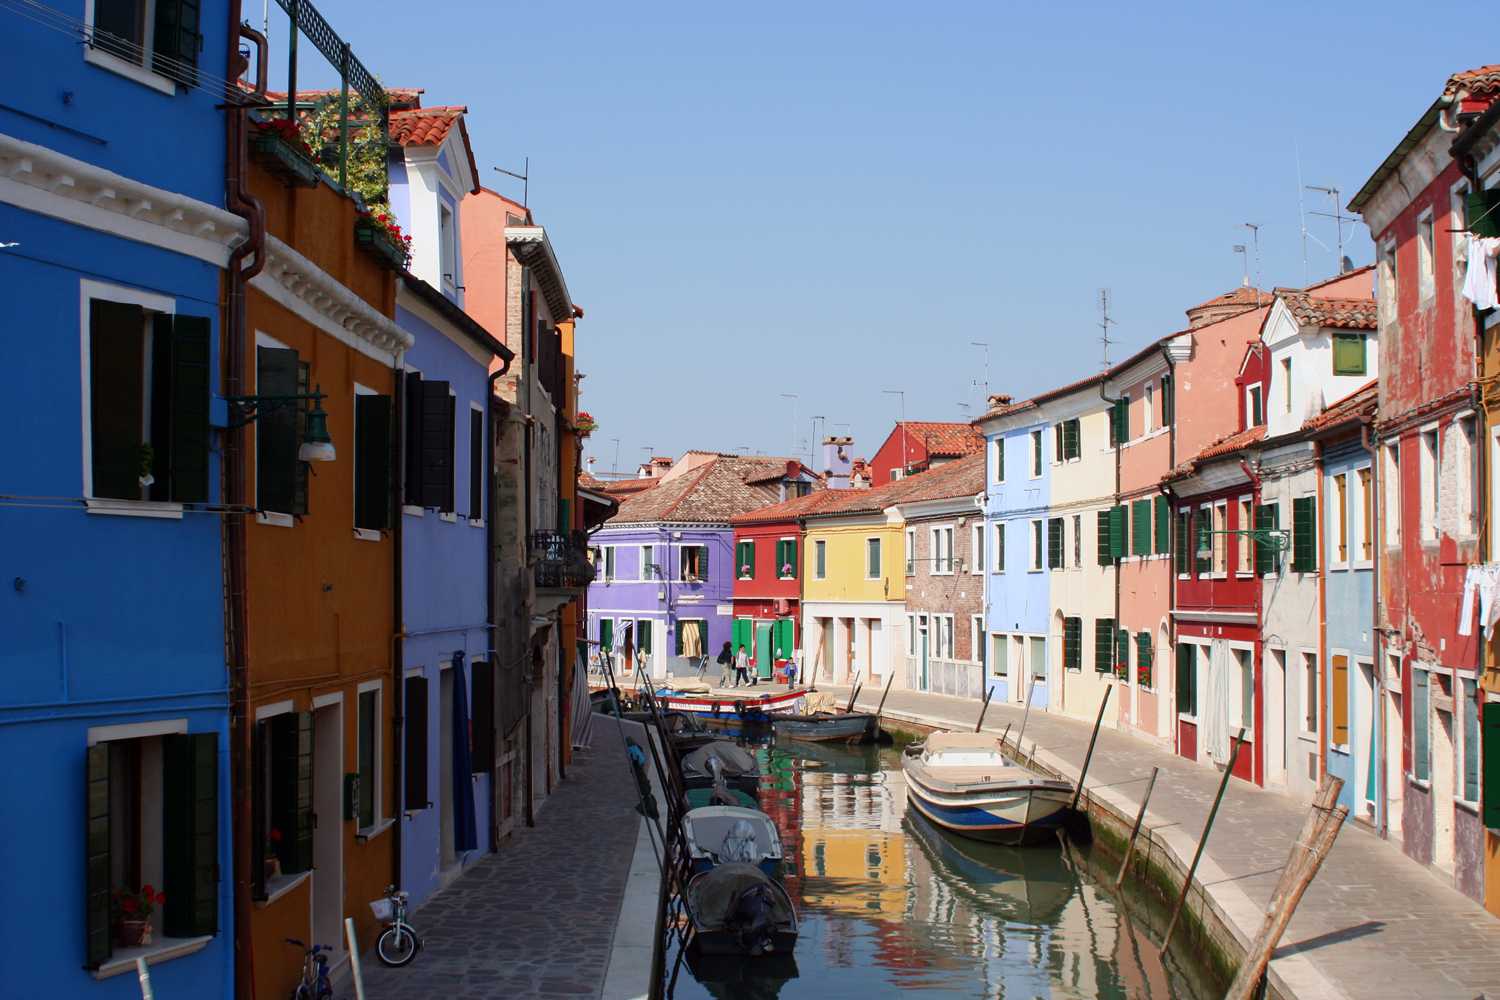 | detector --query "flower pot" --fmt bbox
[264,856,282,881]
[114,918,151,948]
[354,218,410,270]
[249,129,320,189]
